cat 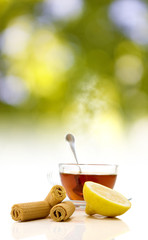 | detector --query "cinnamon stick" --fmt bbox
[11,185,66,222]
[50,201,75,222]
